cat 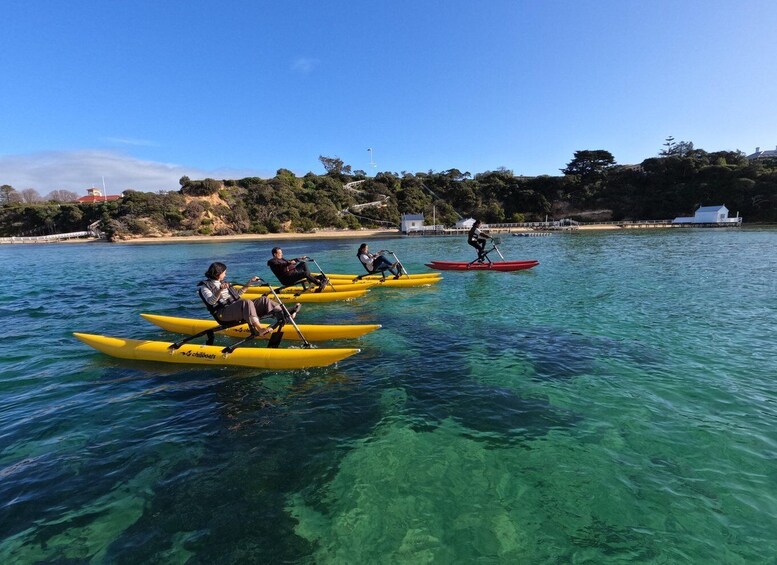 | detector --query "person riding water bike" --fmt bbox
[198,262,299,336]
[467,220,492,262]
[357,243,401,278]
[267,247,328,291]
